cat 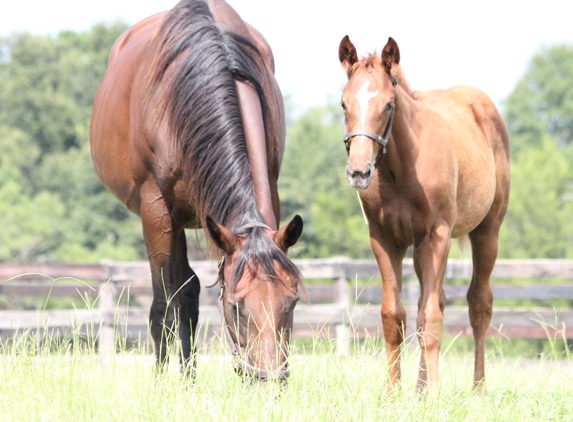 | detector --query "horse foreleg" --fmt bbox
[468,224,499,393]
[370,232,407,393]
[140,185,177,372]
[413,222,451,393]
